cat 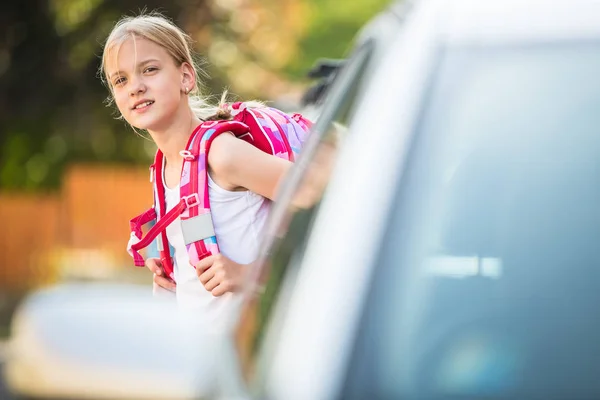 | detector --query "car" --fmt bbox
[251,0,600,399]
[7,0,600,398]
[4,283,223,399]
